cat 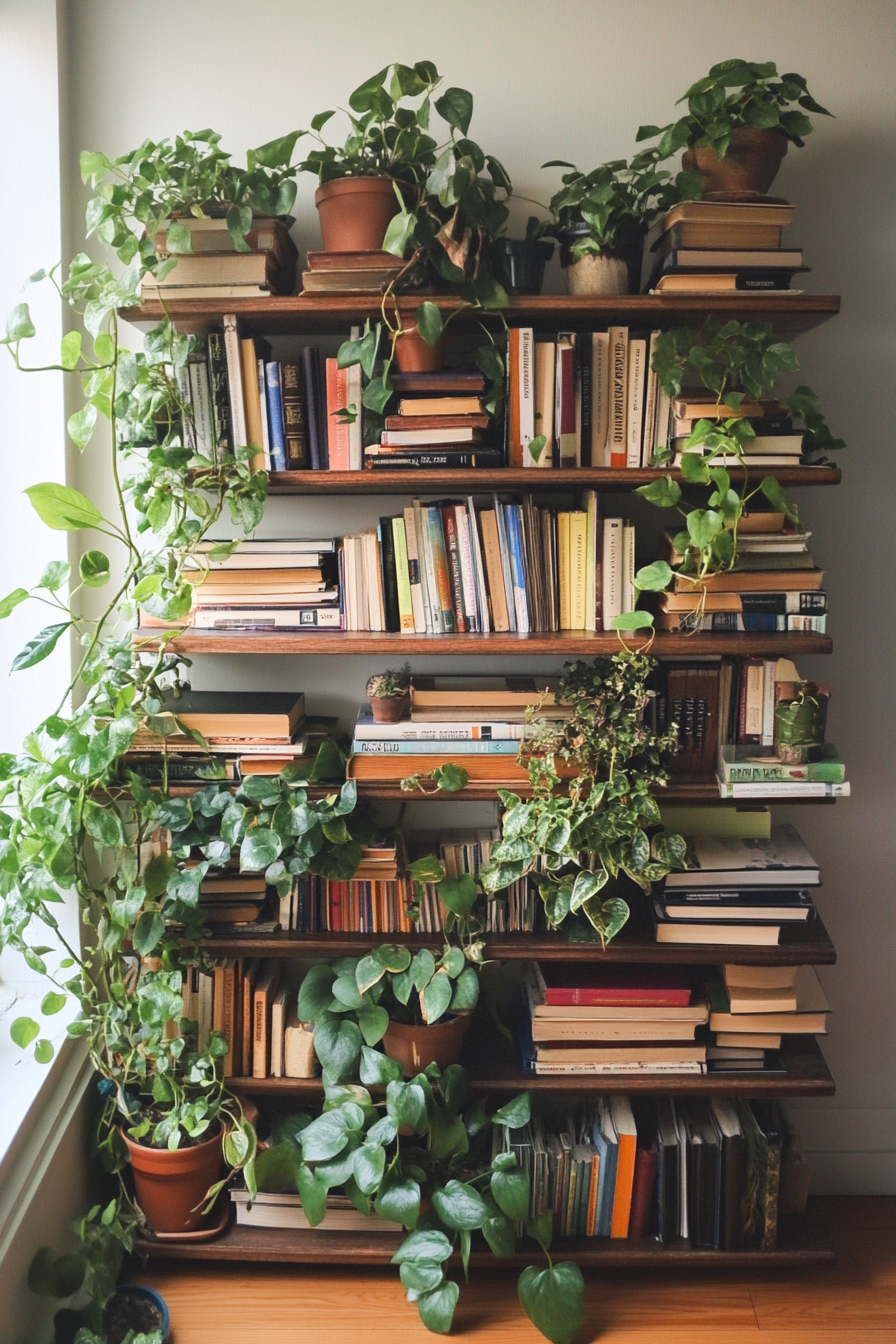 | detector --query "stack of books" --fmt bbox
[707,963,831,1071]
[717,742,848,800]
[642,199,805,296]
[654,823,821,947]
[367,371,499,469]
[347,675,569,788]
[123,690,310,783]
[661,527,826,633]
[521,963,710,1076]
[301,249,405,295]
[670,394,807,467]
[196,872,275,930]
[493,1095,792,1248]
[407,831,536,933]
[141,215,298,301]
[339,493,633,634]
